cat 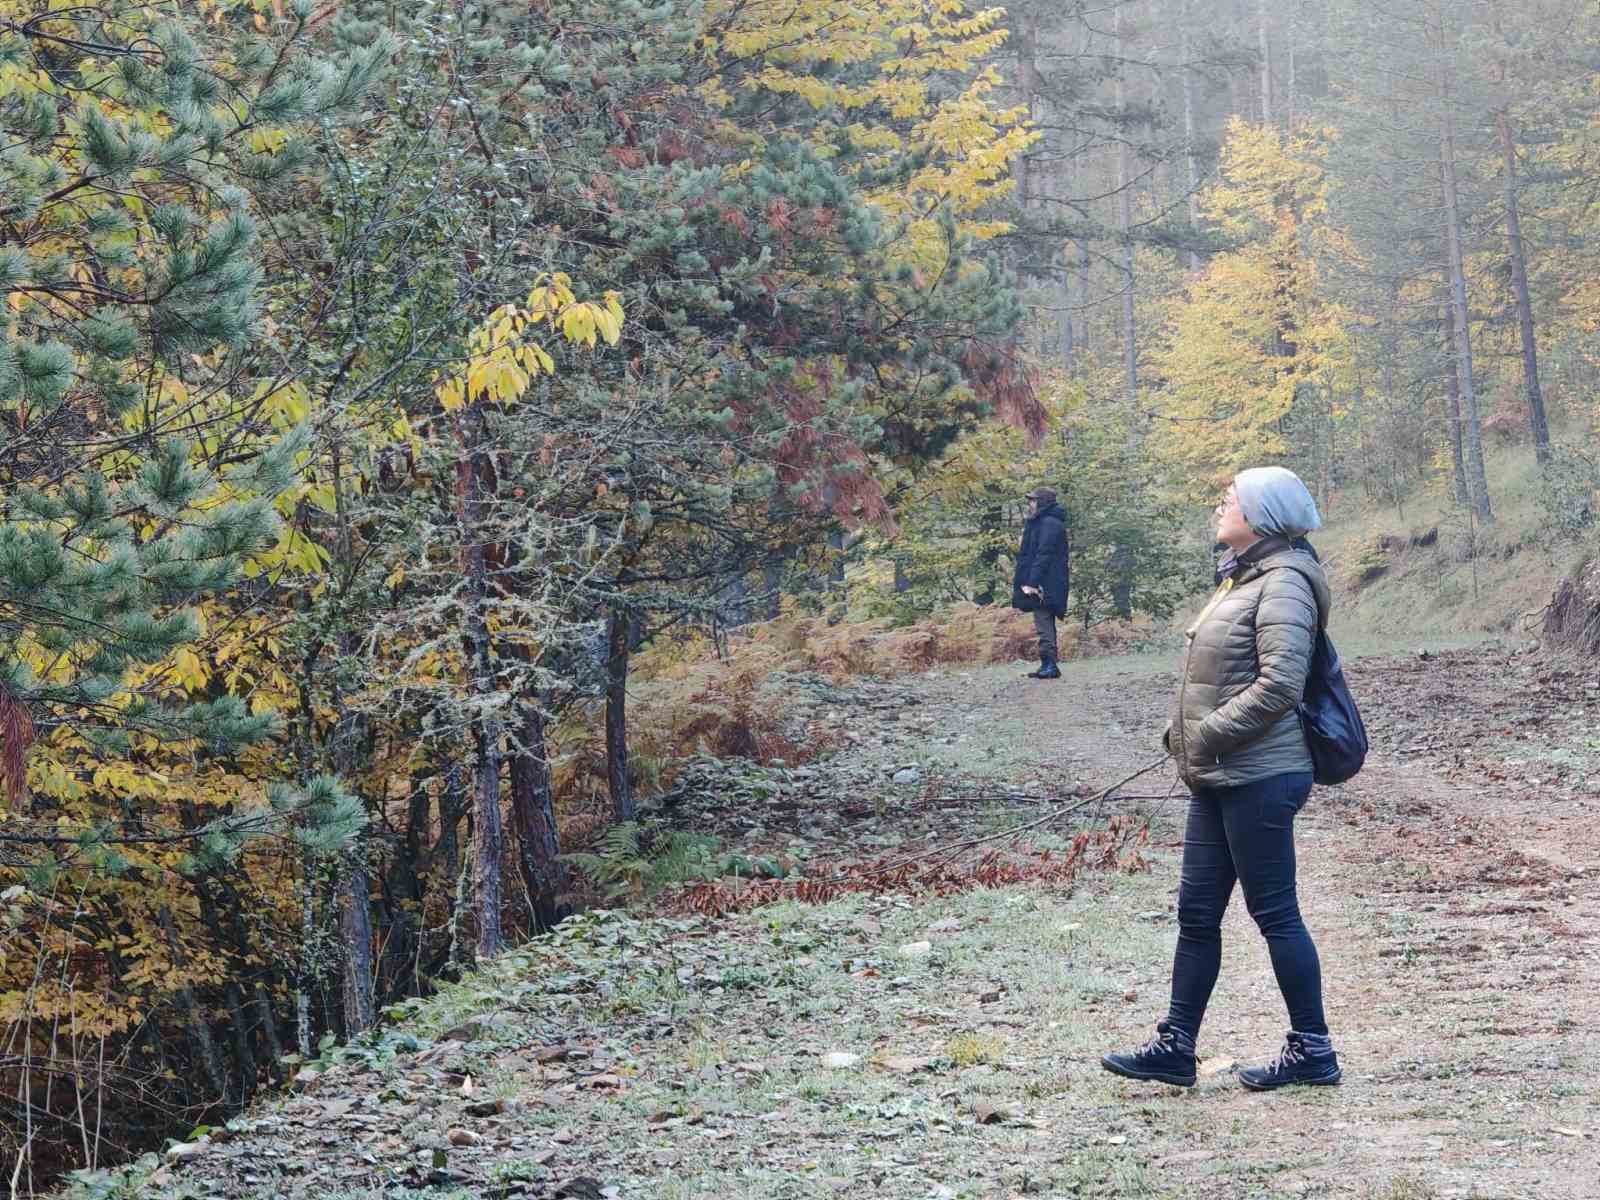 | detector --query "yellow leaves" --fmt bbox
[301,482,337,515]
[701,0,1028,246]
[262,380,312,430]
[28,753,83,803]
[173,647,211,691]
[433,278,625,411]
[245,524,331,577]
[246,126,290,155]
[91,762,170,800]
[1148,121,1349,482]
